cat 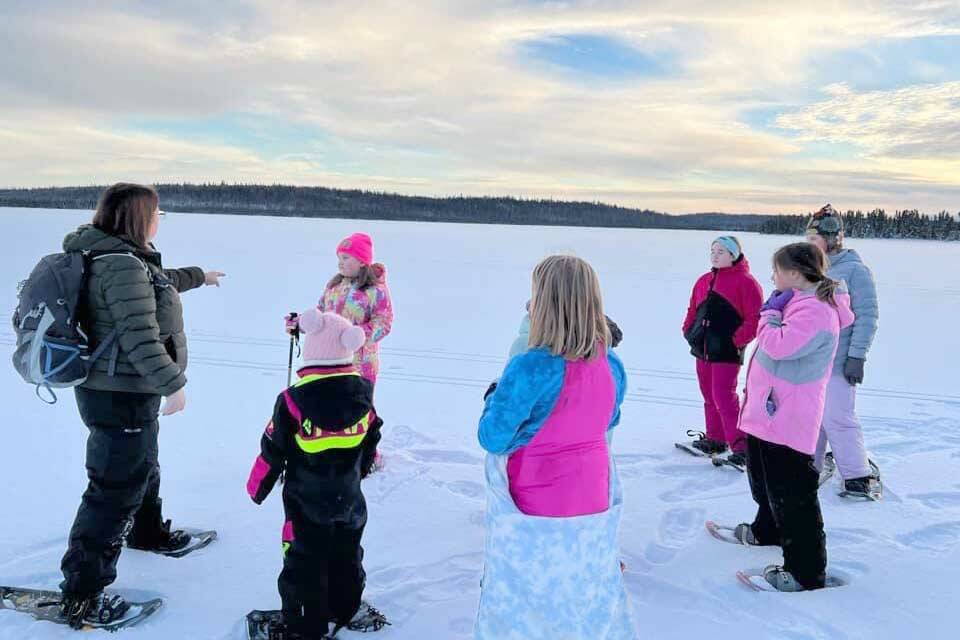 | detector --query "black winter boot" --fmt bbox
[126,499,190,553]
